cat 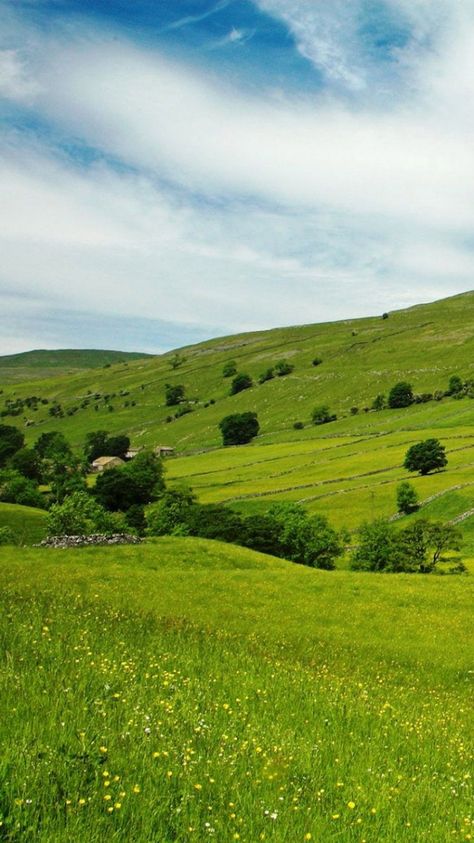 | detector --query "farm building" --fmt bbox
[154,445,175,457]
[125,447,143,460]
[91,456,125,473]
